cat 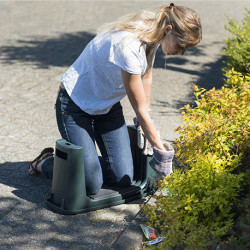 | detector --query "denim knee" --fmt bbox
[86,181,103,195]
[116,174,132,187]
